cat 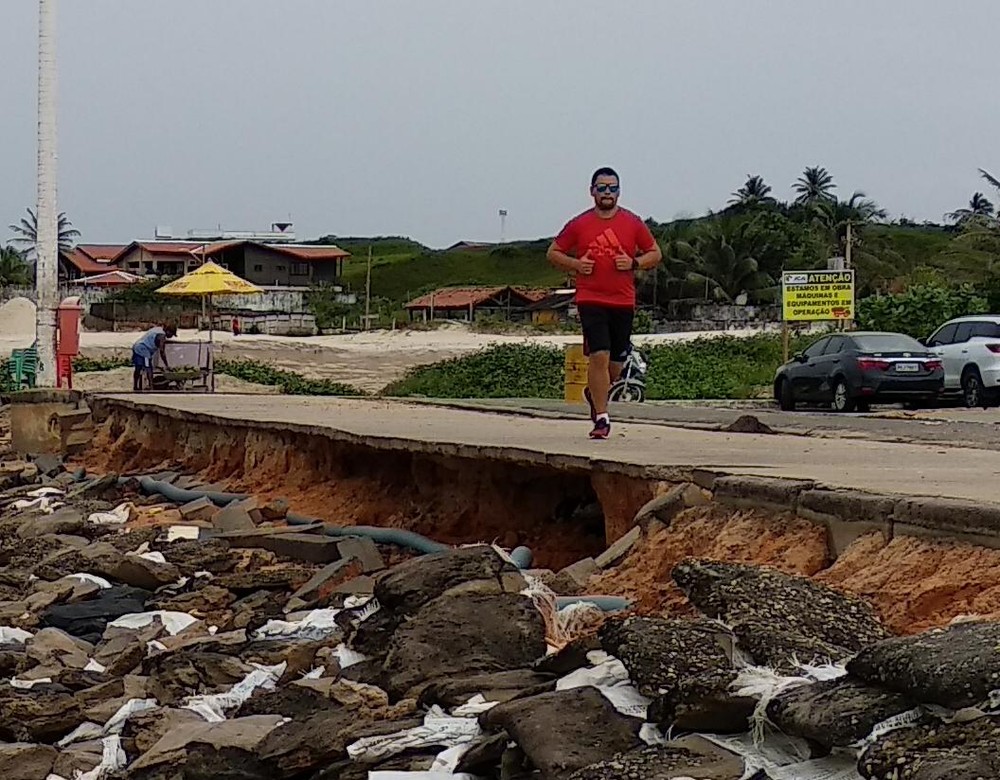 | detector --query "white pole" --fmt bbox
[35,0,59,387]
